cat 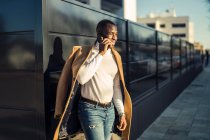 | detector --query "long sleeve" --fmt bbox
[113,72,124,115]
[77,51,103,85]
